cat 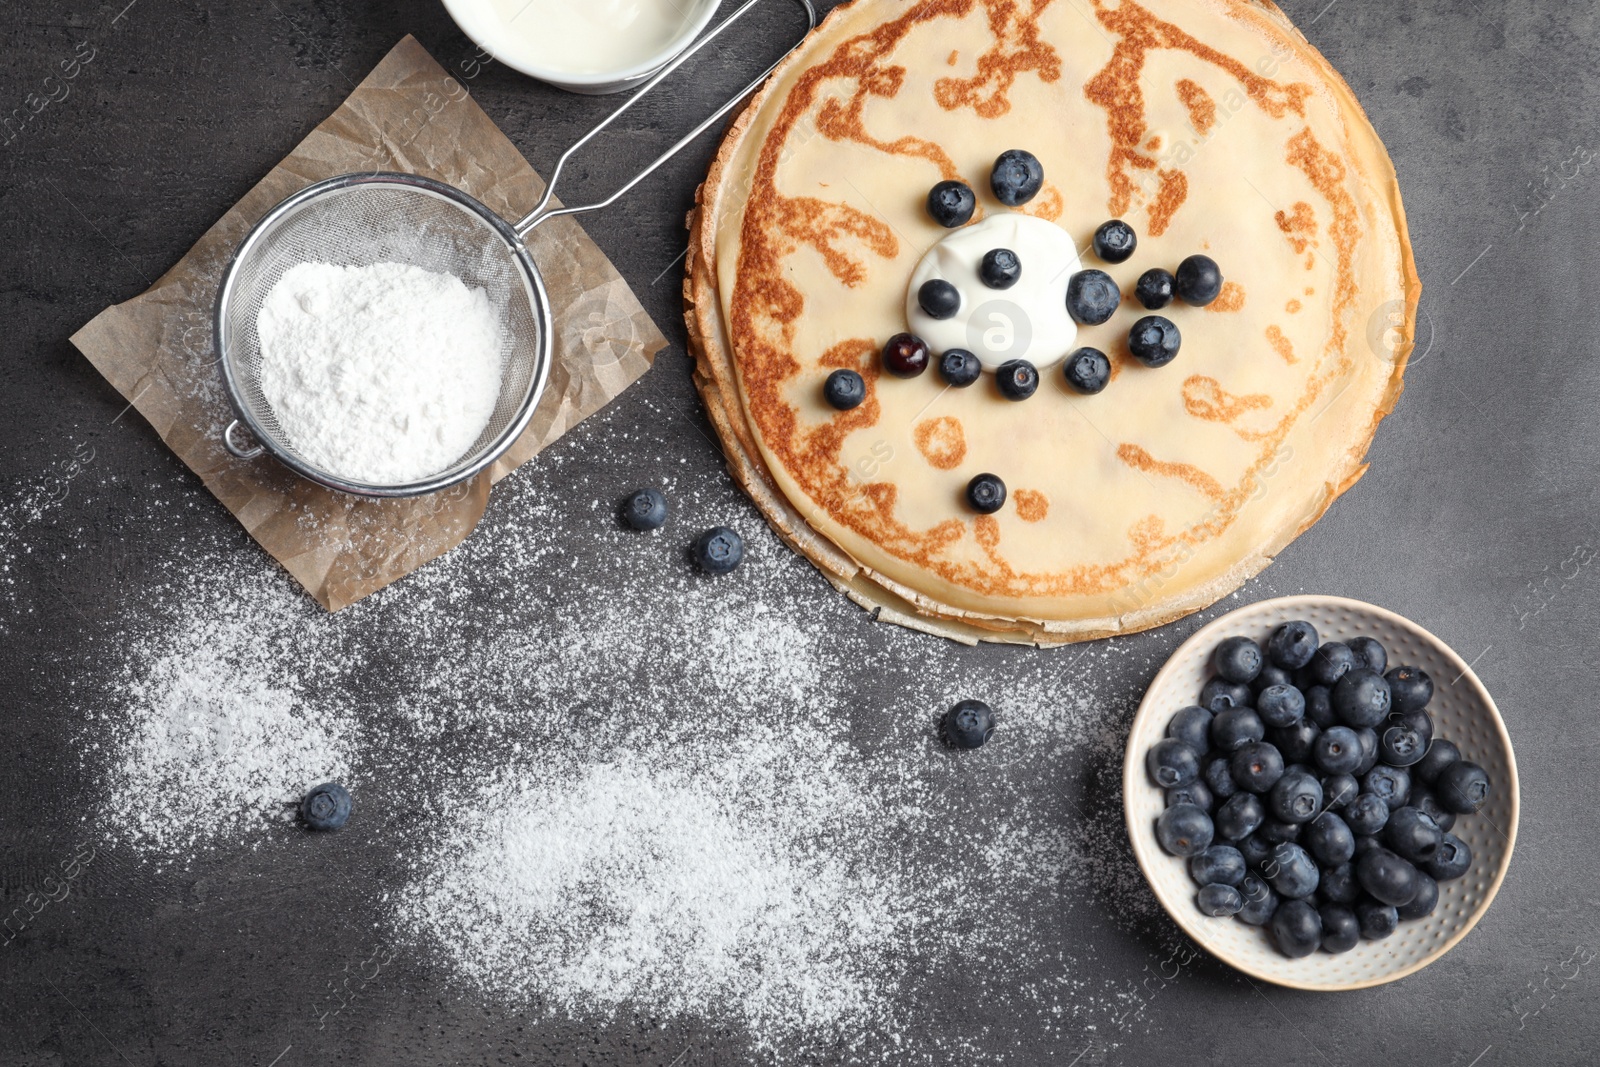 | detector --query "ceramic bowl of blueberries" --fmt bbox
[1122,595,1519,991]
